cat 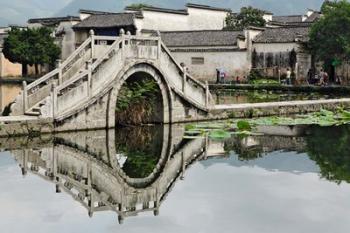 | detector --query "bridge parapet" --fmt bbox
[11,32,213,128]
